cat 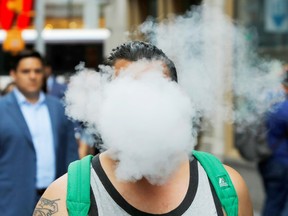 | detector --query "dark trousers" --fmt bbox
[258,158,288,216]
